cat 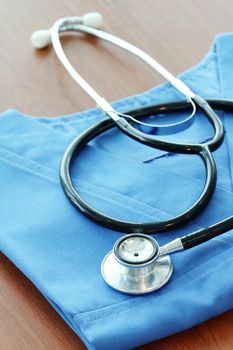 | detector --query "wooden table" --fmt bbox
[1,0,233,349]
